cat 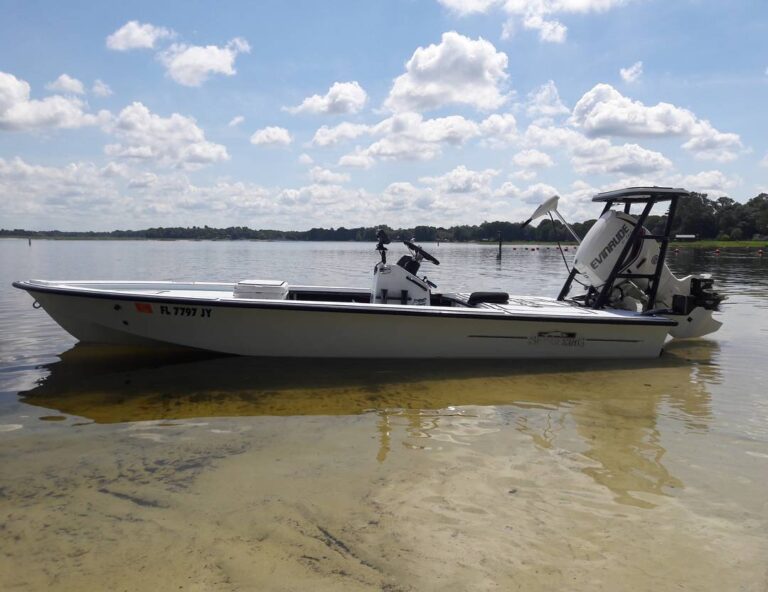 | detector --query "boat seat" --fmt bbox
[468,291,509,306]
